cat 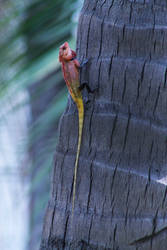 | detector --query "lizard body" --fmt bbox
[59,42,84,215]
